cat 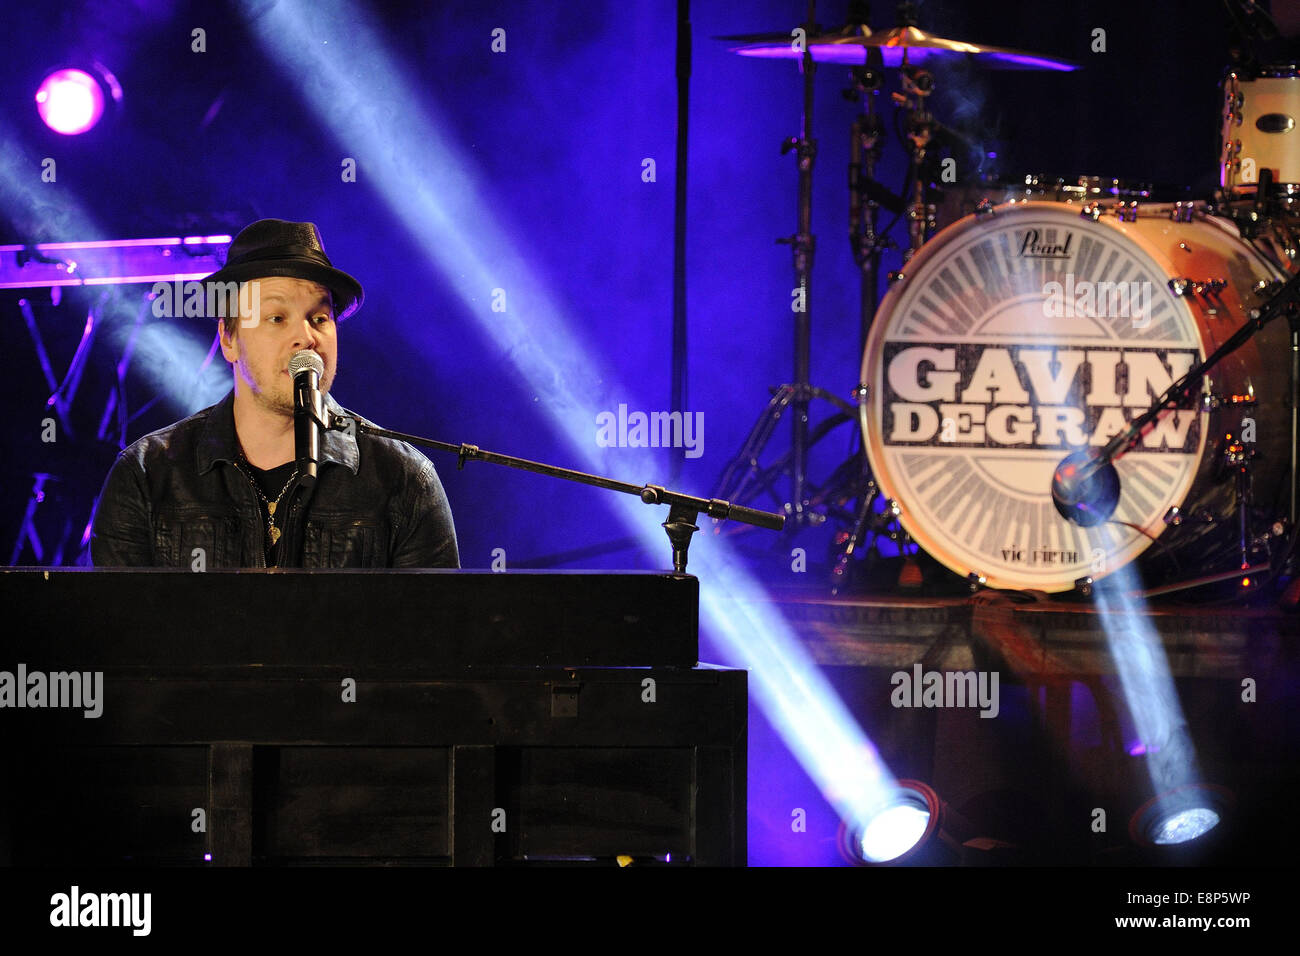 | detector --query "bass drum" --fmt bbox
[859,200,1290,592]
